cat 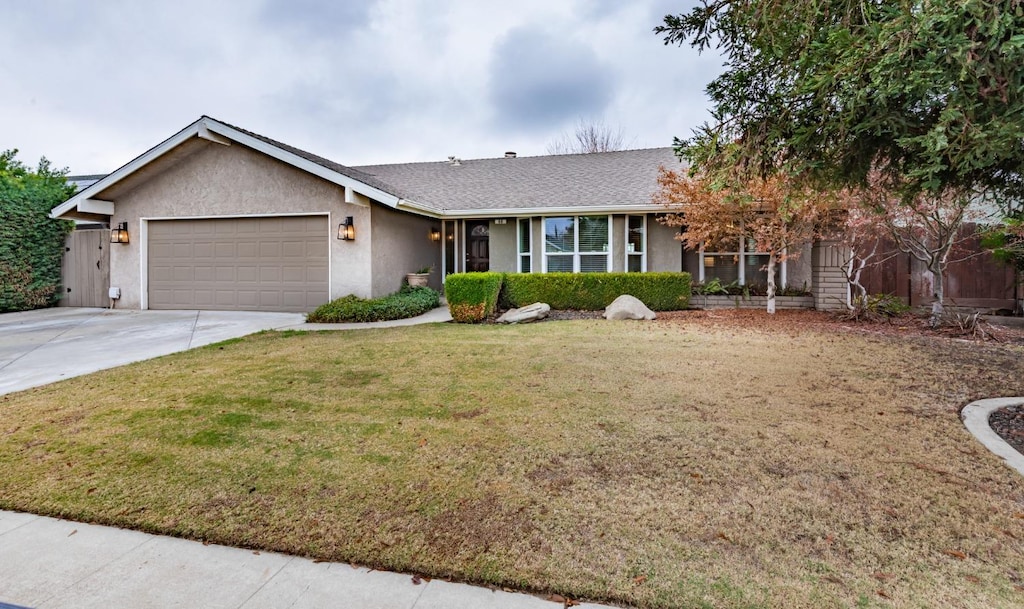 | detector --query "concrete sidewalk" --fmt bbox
[0,511,609,609]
